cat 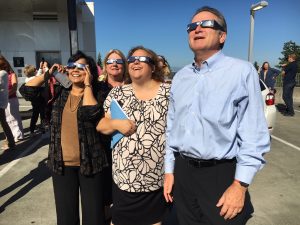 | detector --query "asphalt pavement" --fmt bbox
[0,98,300,225]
